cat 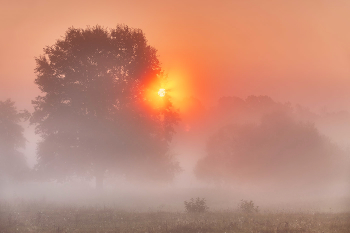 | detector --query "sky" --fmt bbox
[1,0,350,112]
